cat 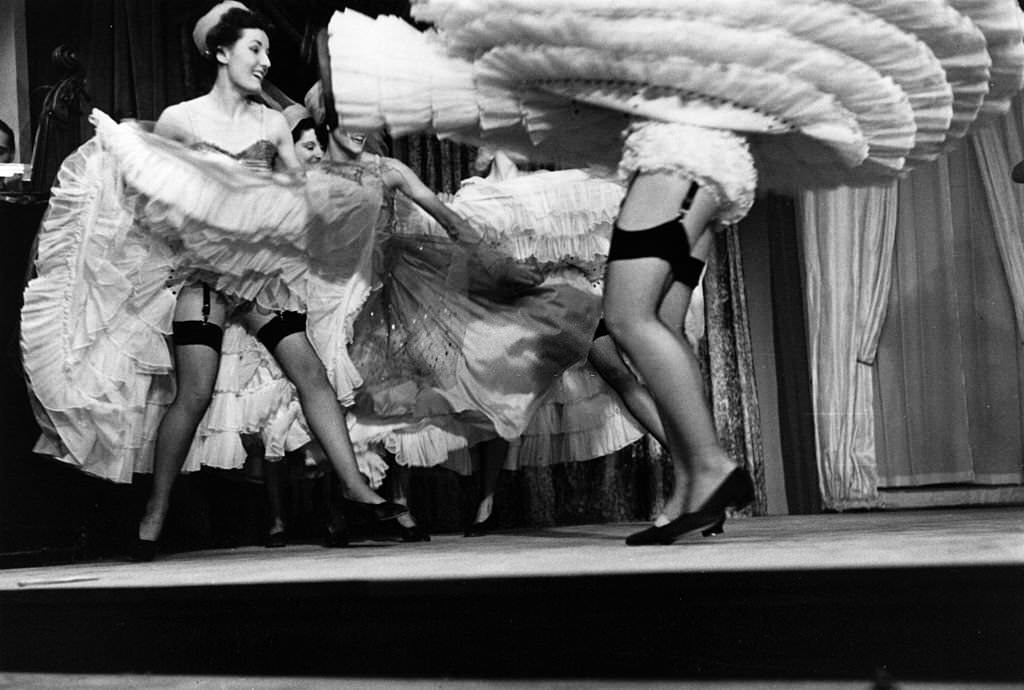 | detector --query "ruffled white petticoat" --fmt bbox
[21,112,381,482]
[327,1,1024,199]
[22,139,177,482]
[346,227,602,473]
[348,168,649,472]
